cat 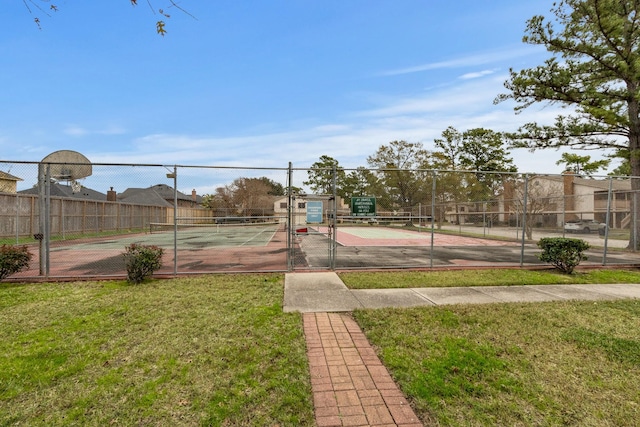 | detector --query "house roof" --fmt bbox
[0,171,23,182]
[117,184,202,206]
[118,188,173,207]
[18,181,106,200]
